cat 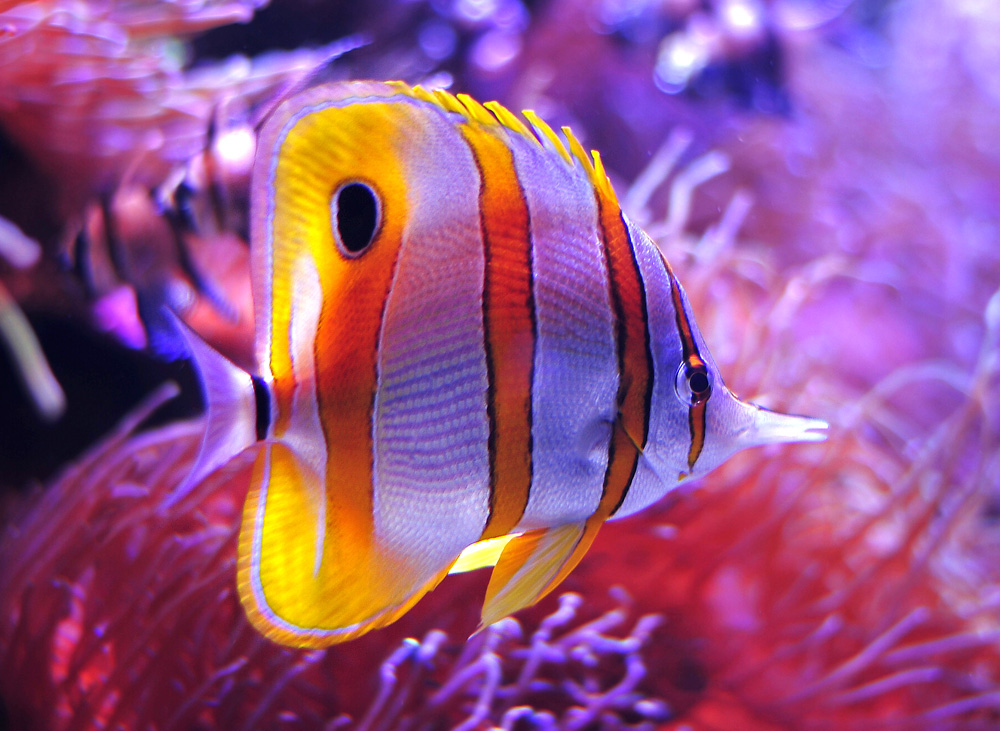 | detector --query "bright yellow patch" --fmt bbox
[244,95,464,647]
[239,443,455,647]
[480,519,602,629]
[451,533,520,574]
